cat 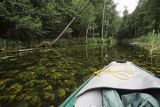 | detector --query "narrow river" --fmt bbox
[0,43,160,107]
